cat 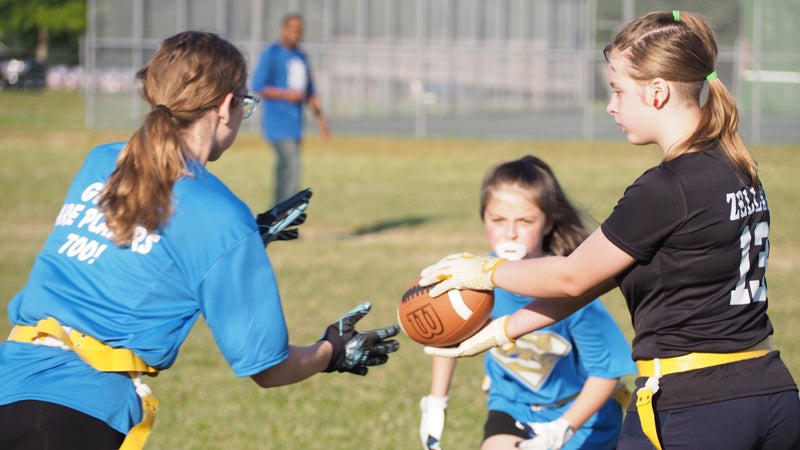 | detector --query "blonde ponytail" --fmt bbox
[687,76,758,188]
